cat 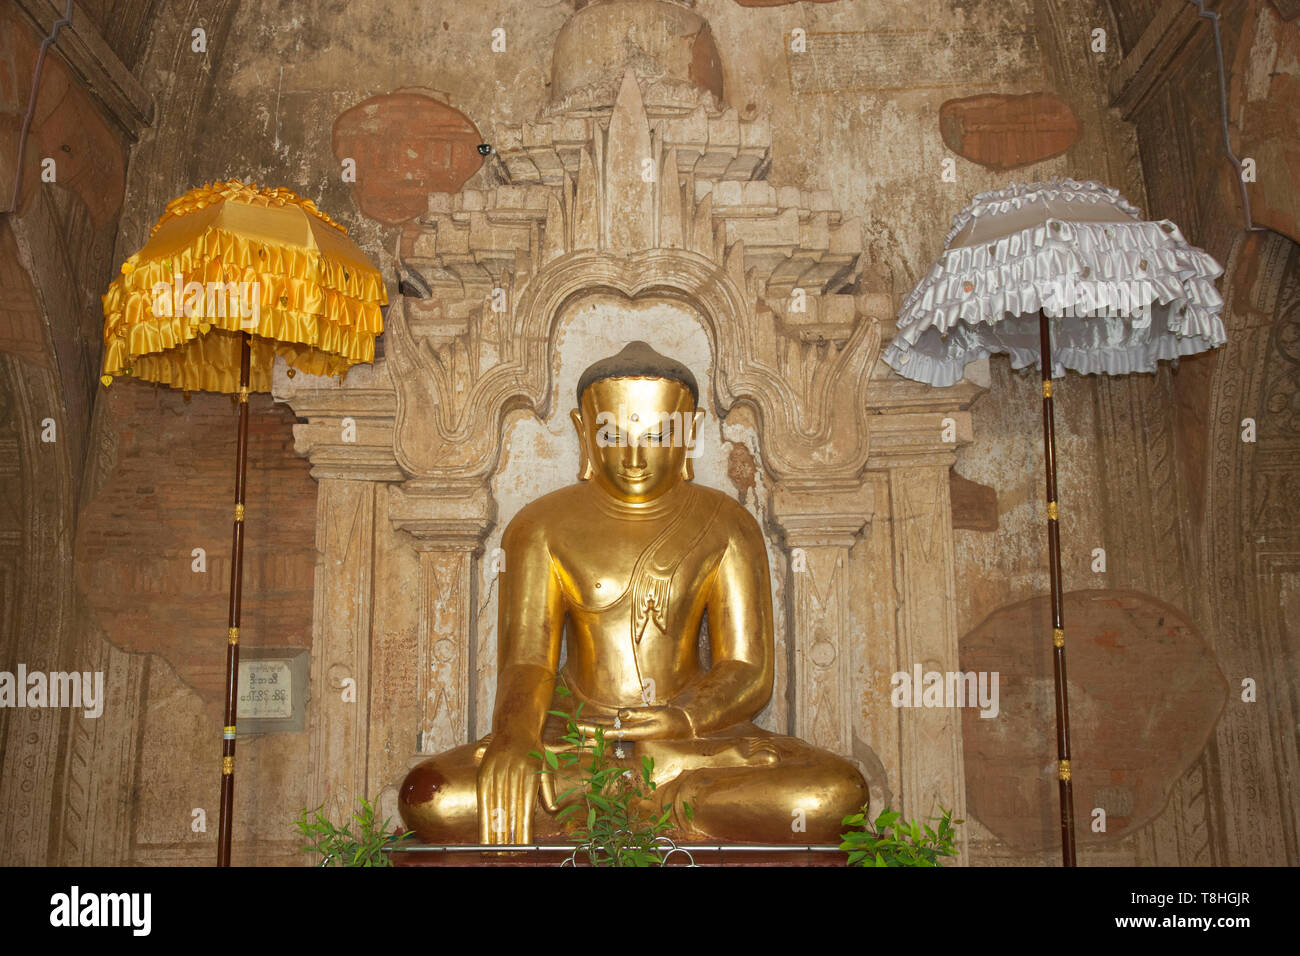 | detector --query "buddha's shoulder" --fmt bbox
[692,484,762,539]
[501,484,586,538]
[502,482,757,537]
